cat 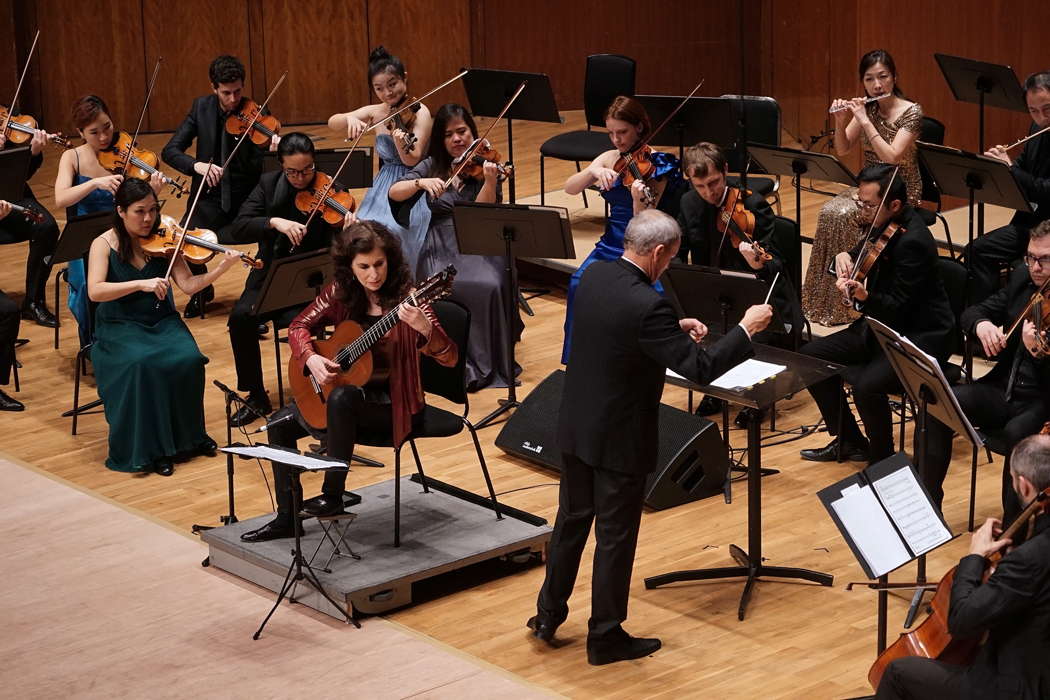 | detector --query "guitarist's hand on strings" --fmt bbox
[305,354,341,386]
[398,301,433,339]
